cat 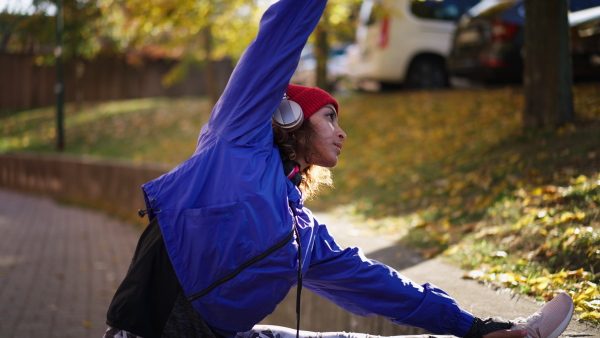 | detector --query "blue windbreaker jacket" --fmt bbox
[140,0,475,337]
